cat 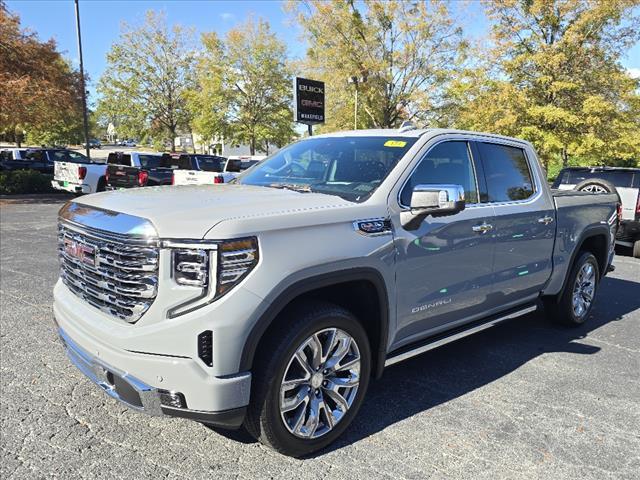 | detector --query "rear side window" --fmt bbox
[107,153,131,166]
[0,151,9,161]
[478,143,534,202]
[195,156,223,172]
[138,155,161,169]
[401,141,478,205]
[226,159,242,172]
